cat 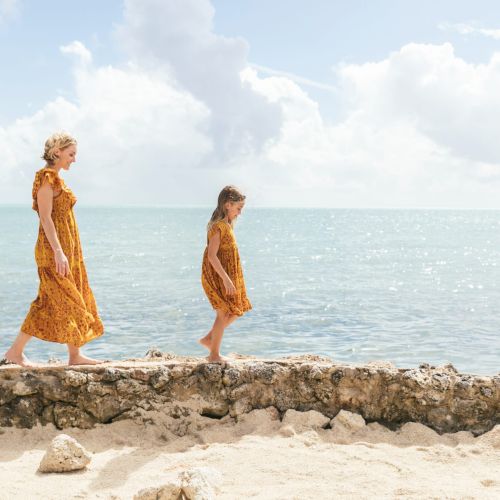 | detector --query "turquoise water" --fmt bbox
[0,206,499,375]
